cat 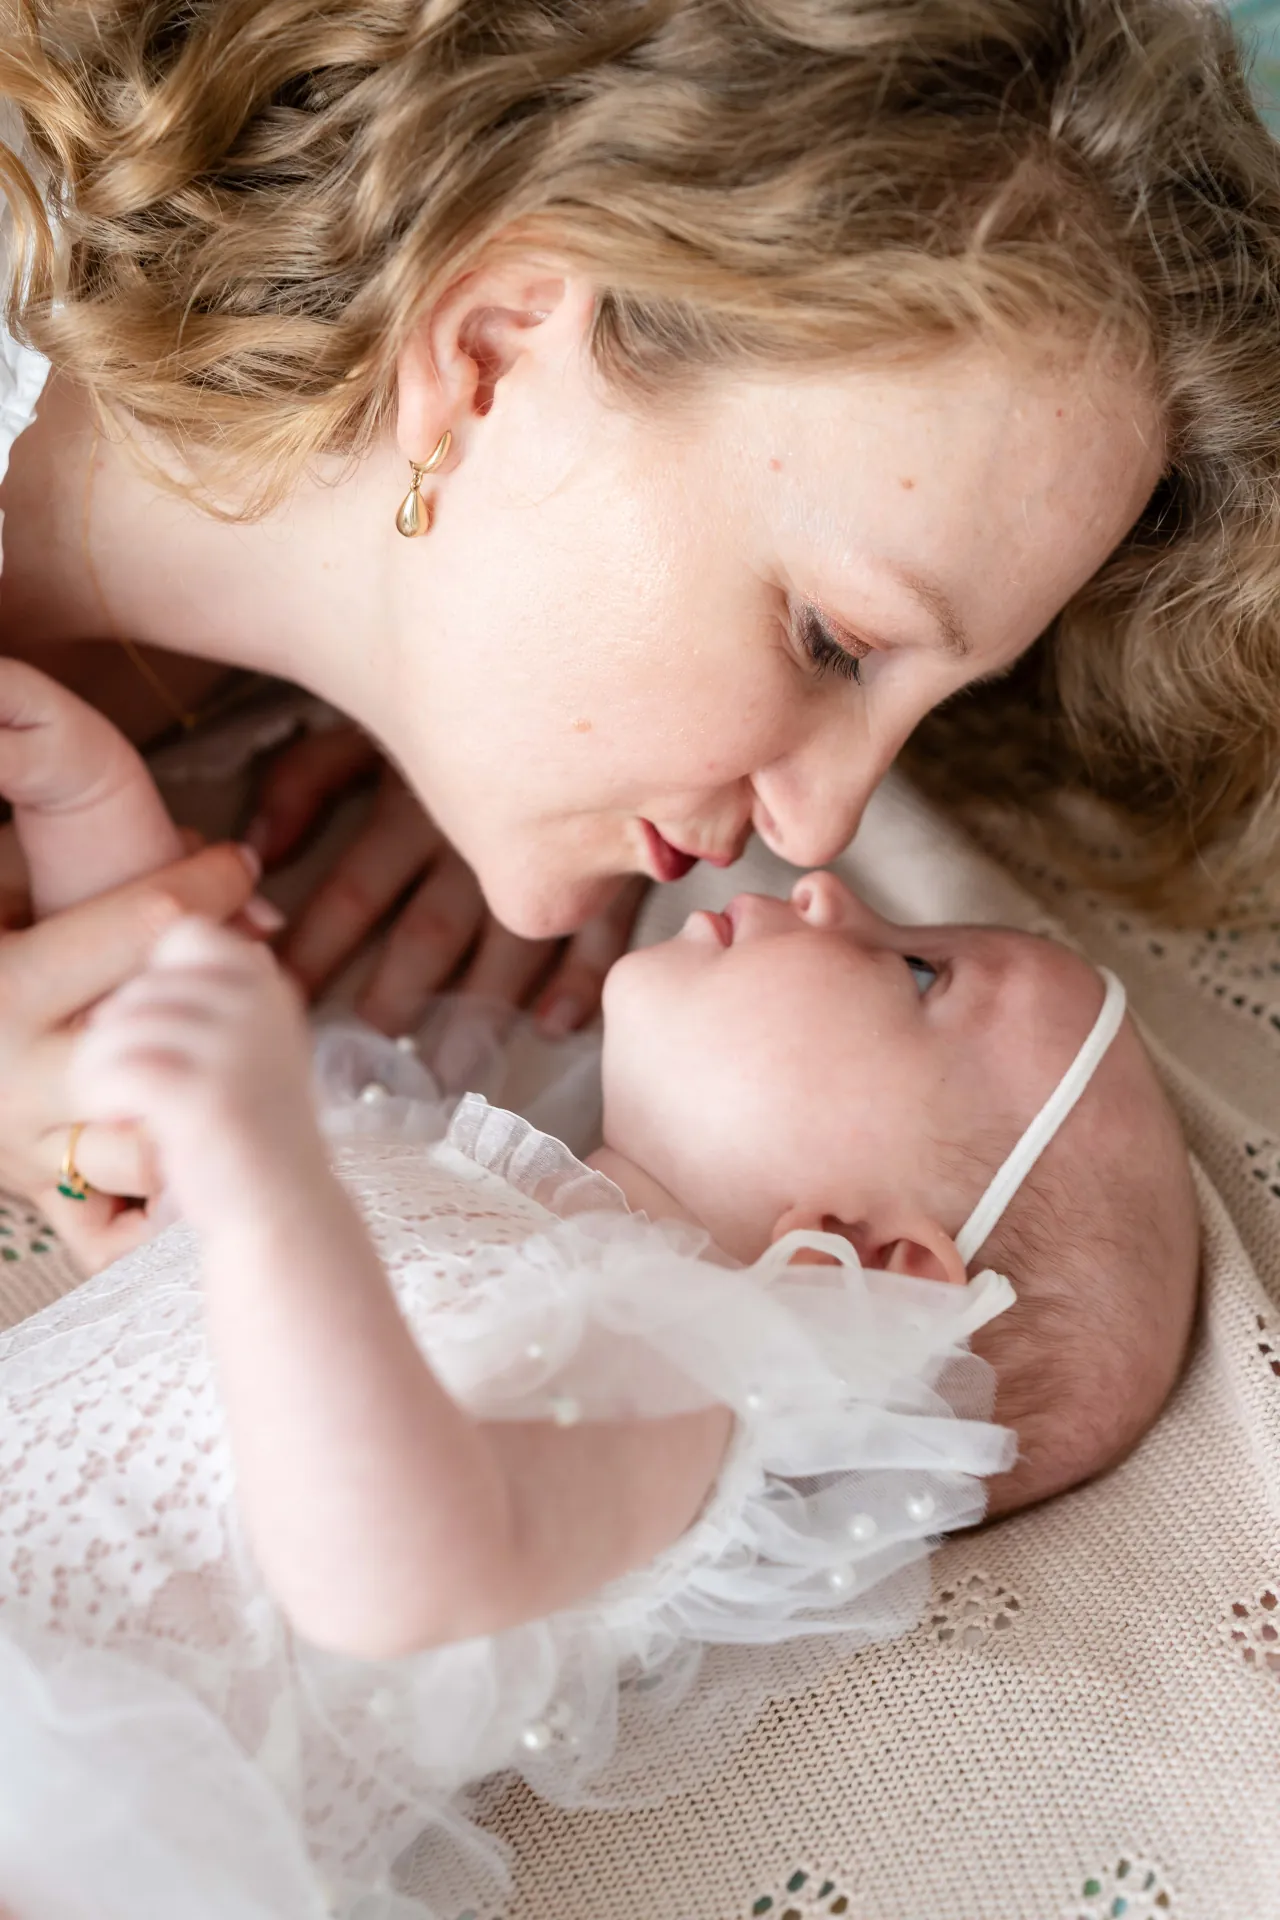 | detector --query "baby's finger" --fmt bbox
[245,724,380,867]
[534,877,649,1035]
[84,988,236,1050]
[355,852,487,1034]
[281,778,443,997]
[72,1034,203,1125]
[148,914,271,976]
[13,844,261,1028]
